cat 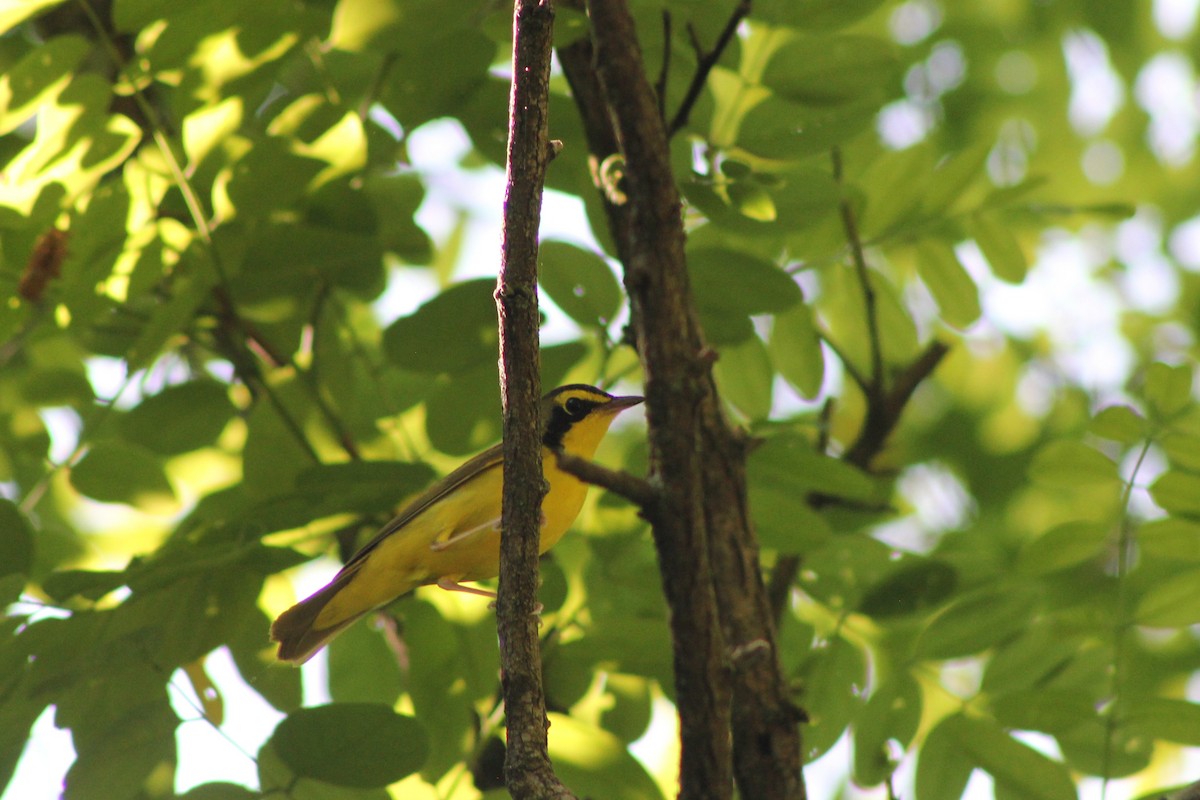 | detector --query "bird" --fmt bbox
[270,383,643,663]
